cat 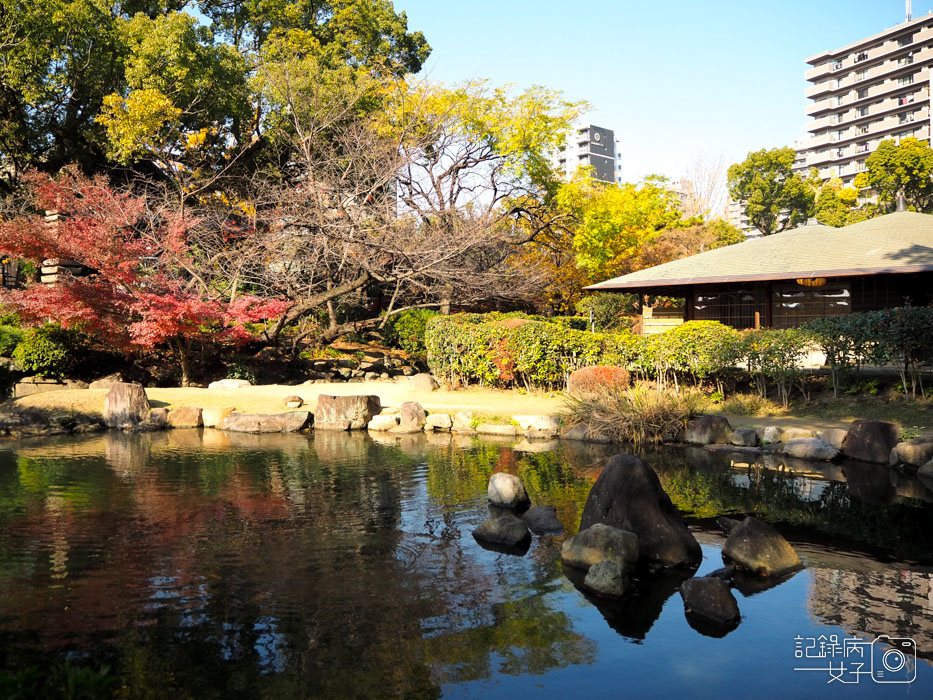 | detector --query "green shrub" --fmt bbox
[11,325,80,378]
[425,313,632,390]
[0,324,24,356]
[741,327,814,407]
[384,309,439,358]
